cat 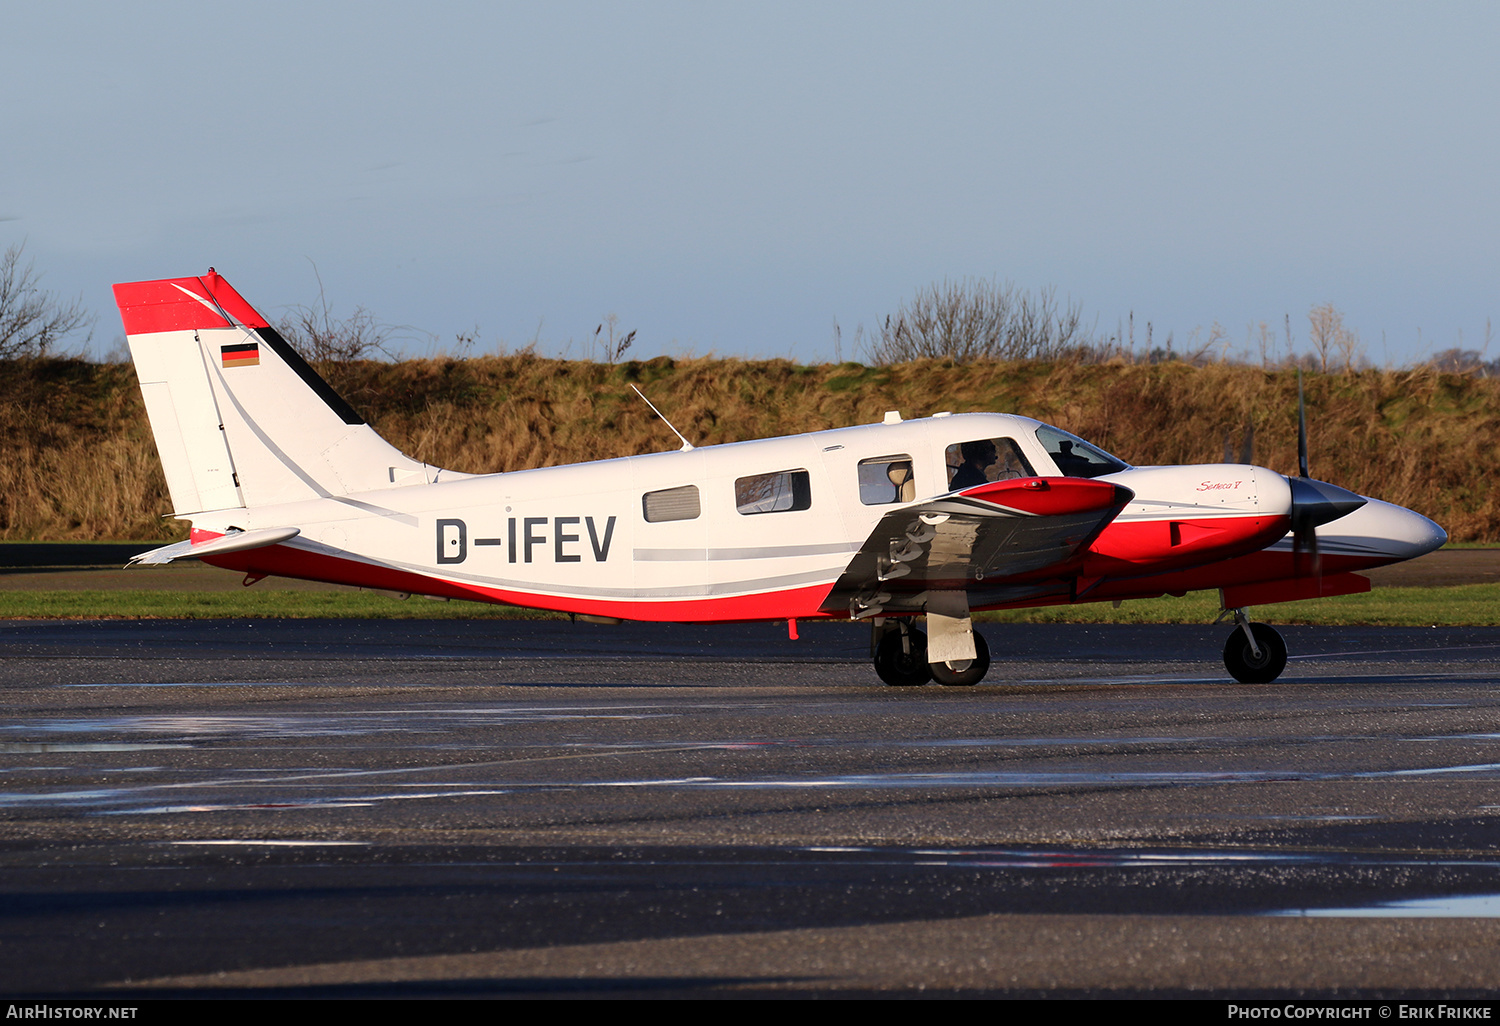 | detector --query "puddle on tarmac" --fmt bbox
[1272,893,1500,917]
[806,845,1322,869]
[169,839,369,847]
[116,789,512,815]
[9,761,1500,814]
[900,847,1323,869]
[558,762,1500,788]
[0,742,191,753]
[804,845,1500,874]
[0,708,668,740]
